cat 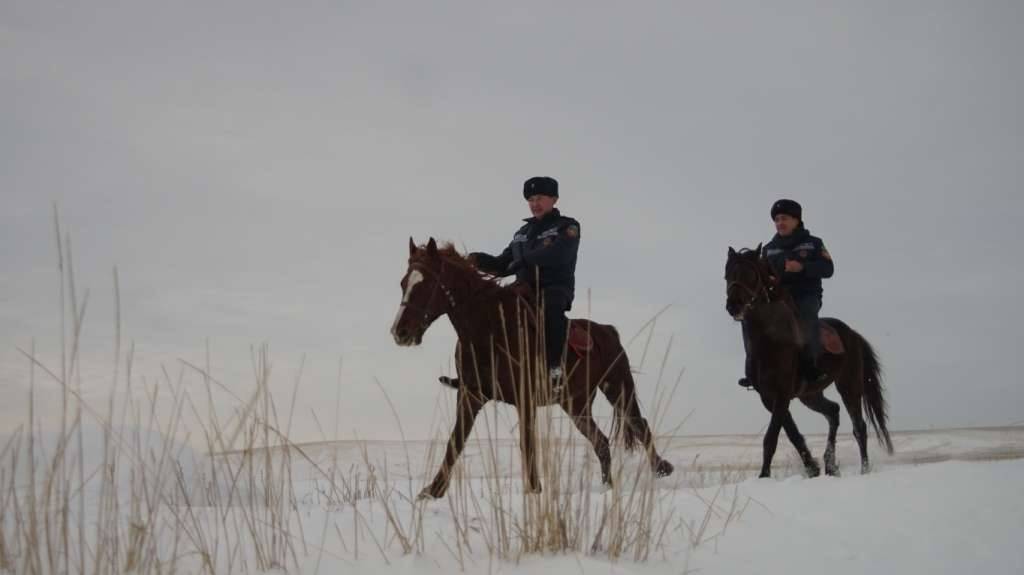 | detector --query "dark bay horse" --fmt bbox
[391,238,673,499]
[725,246,894,478]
